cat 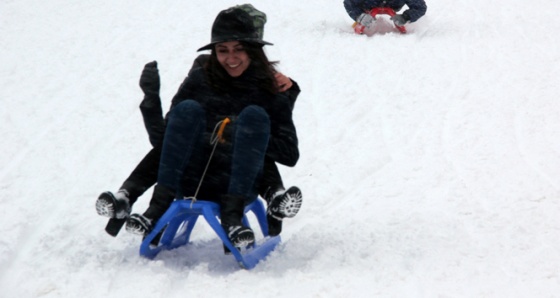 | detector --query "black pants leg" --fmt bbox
[258,157,284,198]
[119,146,161,205]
